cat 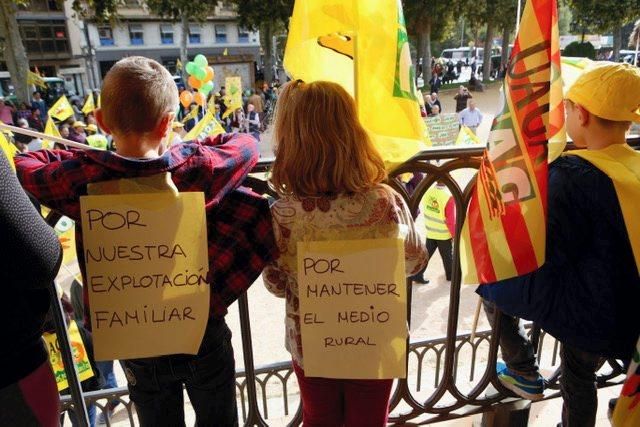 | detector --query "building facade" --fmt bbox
[85,1,260,90]
[1,0,260,100]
